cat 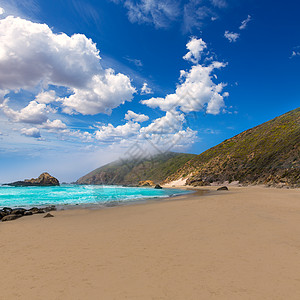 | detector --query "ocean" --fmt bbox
[0,184,191,208]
